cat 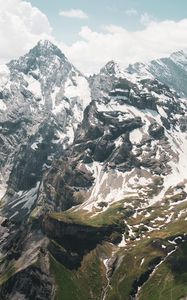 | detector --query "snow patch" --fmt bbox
[0,65,10,89]
[64,75,91,110]
[25,74,43,102]
[0,101,6,111]
[130,128,143,144]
